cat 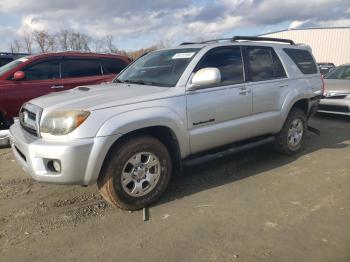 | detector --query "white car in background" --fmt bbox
[319,64,350,115]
